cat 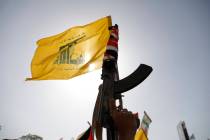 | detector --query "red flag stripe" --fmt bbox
[107,39,118,47]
